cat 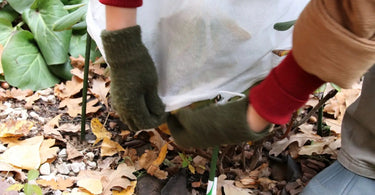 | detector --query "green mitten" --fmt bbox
[101,25,166,131]
[167,97,270,148]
